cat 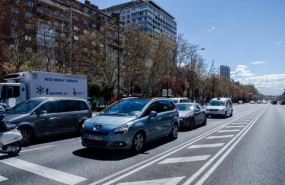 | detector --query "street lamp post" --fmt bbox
[190,48,205,102]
